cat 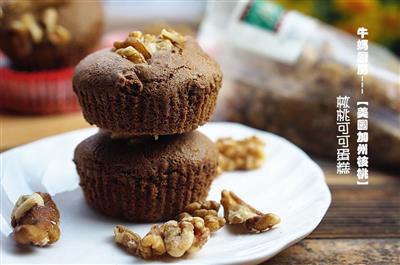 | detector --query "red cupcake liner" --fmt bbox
[0,57,80,114]
[0,32,128,115]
